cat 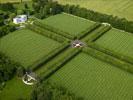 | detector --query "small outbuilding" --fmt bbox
[13,15,27,24]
